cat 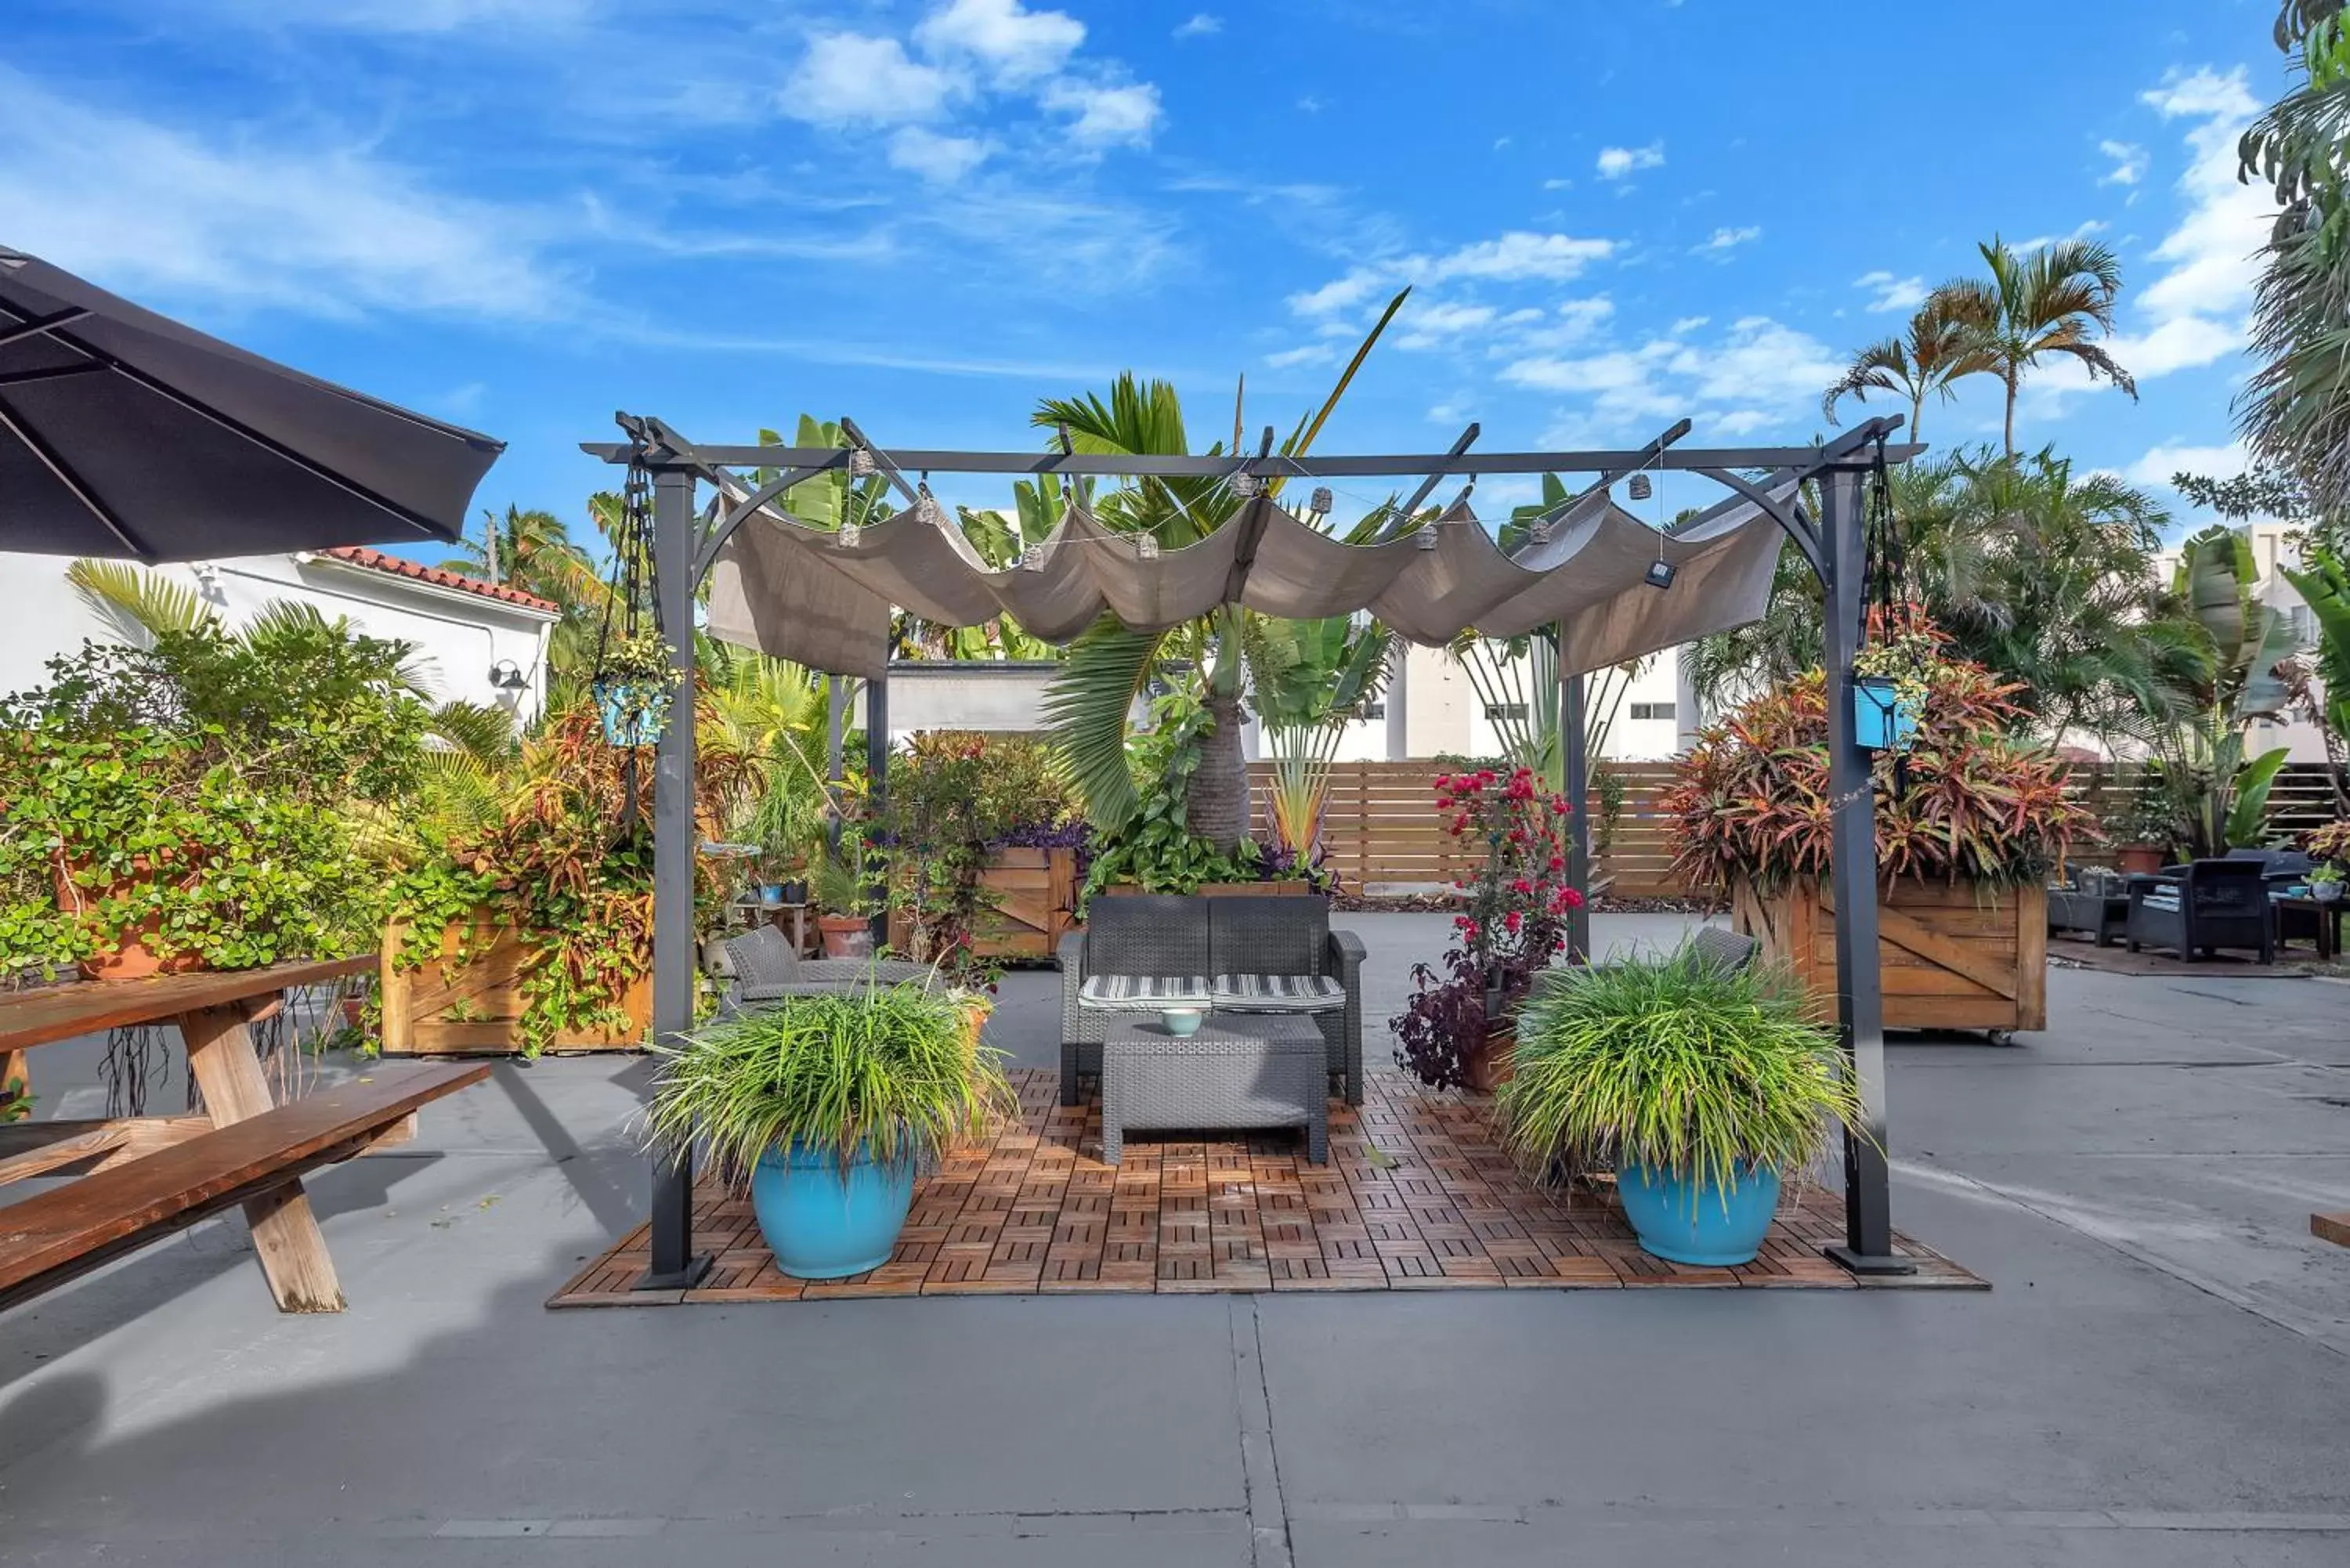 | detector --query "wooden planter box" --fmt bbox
[378,914,651,1056]
[1732,878,2046,1034]
[887,847,1079,961]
